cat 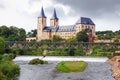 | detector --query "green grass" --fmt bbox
[56,61,87,72]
